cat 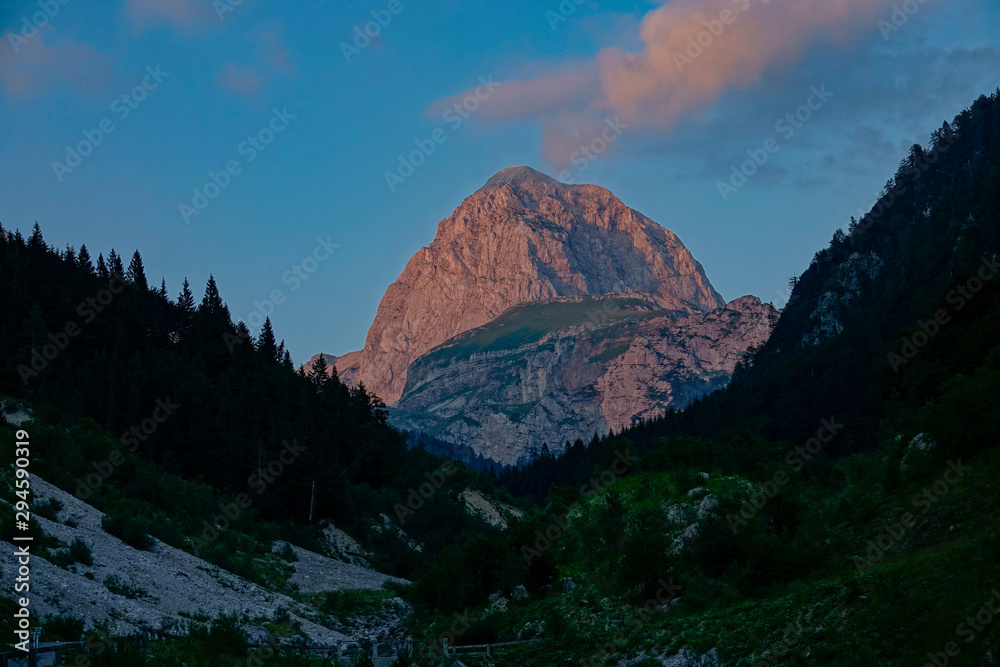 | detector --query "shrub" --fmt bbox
[102,512,154,550]
[103,574,149,600]
[277,541,298,562]
[43,615,84,642]
[68,538,94,566]
[34,497,64,521]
